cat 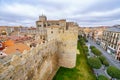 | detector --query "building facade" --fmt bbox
[101,27,120,60]
[115,41,120,61]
